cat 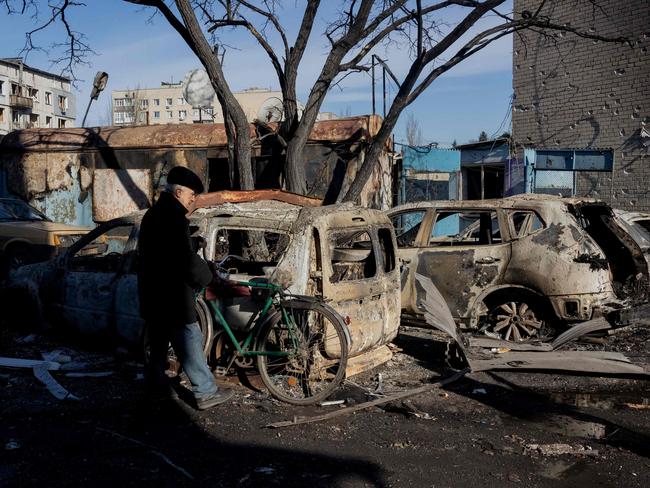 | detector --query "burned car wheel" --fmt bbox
[483,299,554,342]
[142,296,213,378]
